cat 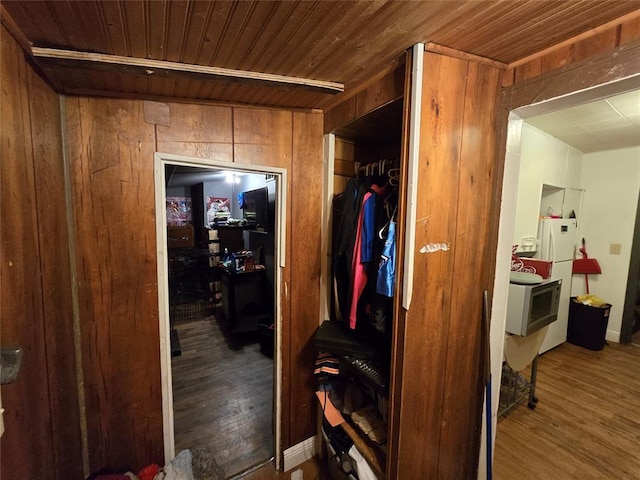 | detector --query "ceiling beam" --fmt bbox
[507,9,640,69]
[30,47,344,95]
